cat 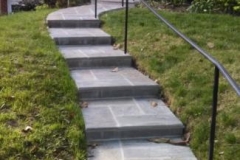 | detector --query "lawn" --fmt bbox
[101,7,240,160]
[0,9,86,159]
